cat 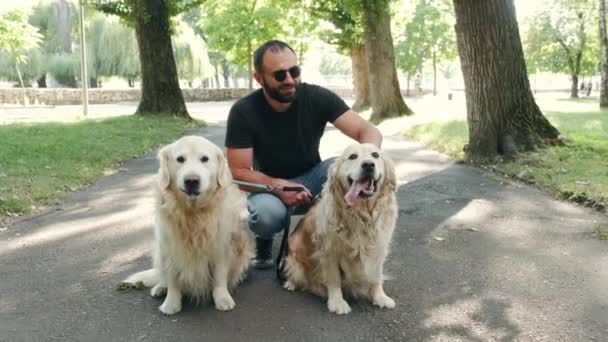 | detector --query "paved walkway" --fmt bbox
[1,101,607,341]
